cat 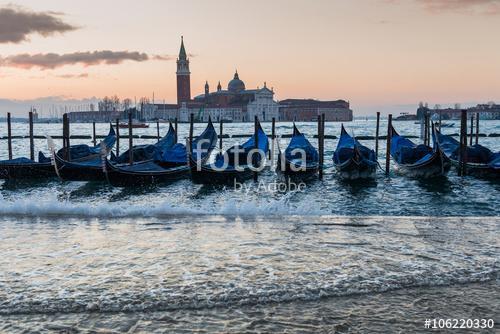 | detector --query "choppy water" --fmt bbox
[0,120,499,333]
